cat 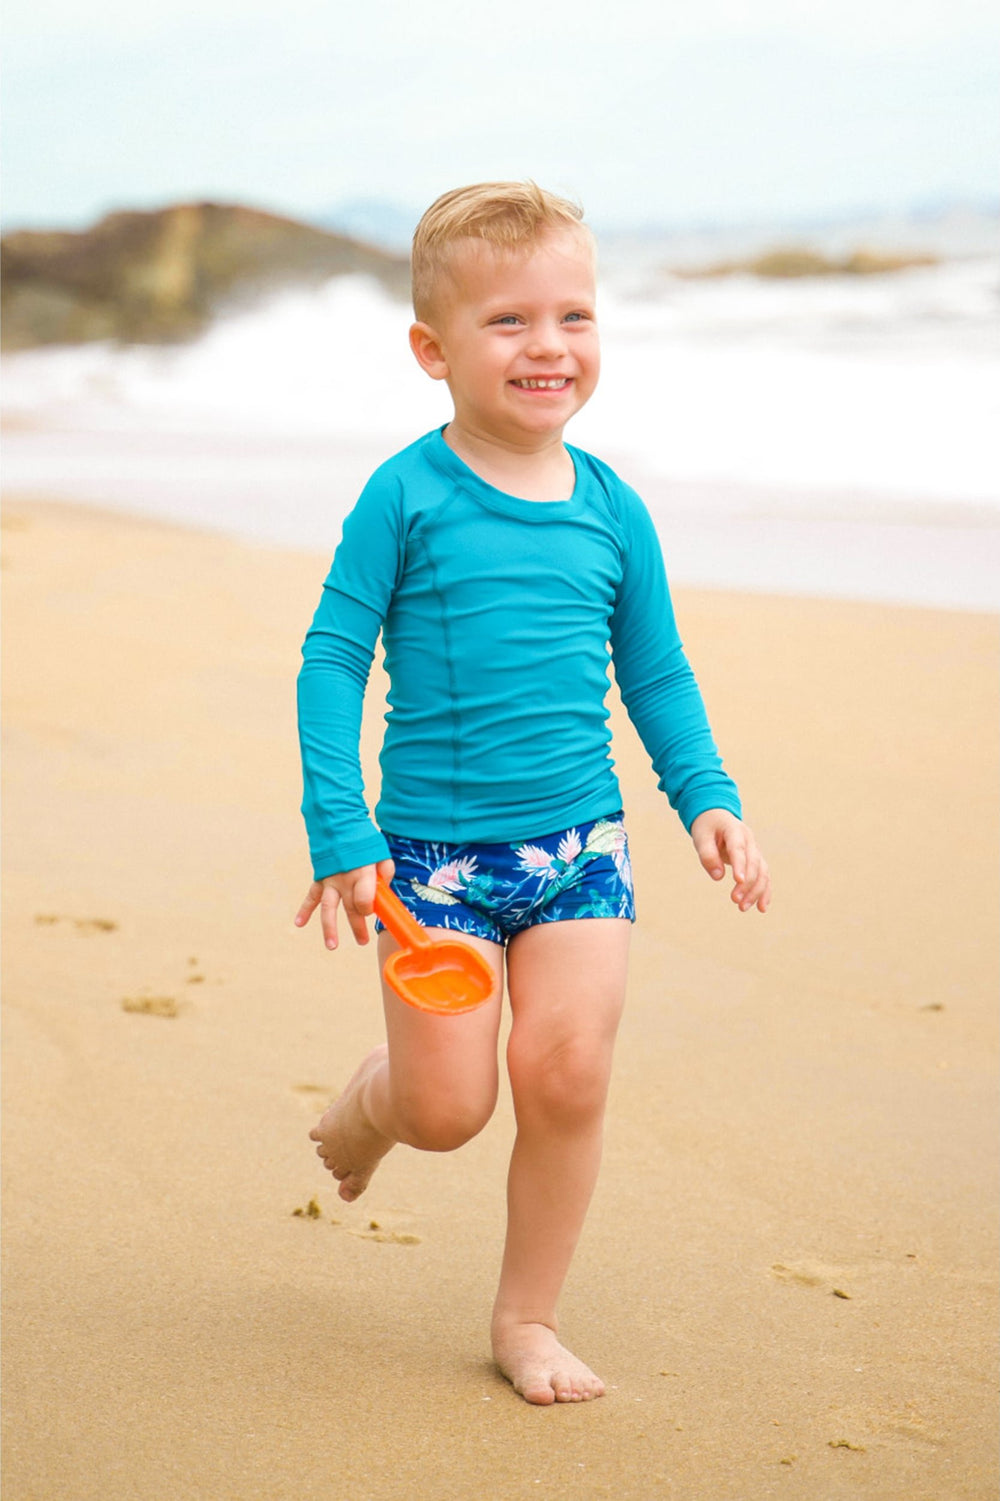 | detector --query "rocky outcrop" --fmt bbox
[673,246,939,279]
[1,201,410,349]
